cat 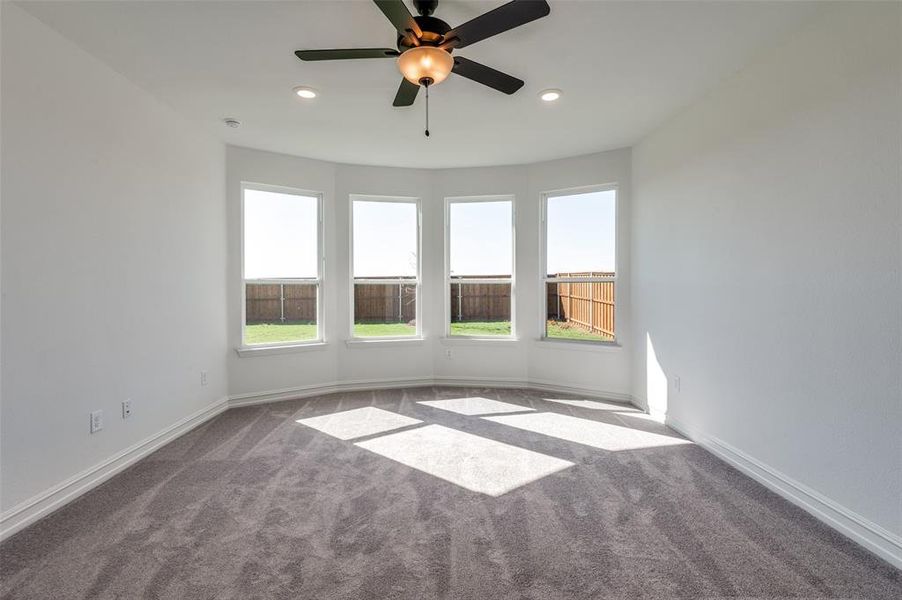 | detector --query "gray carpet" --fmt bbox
[1,386,899,599]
